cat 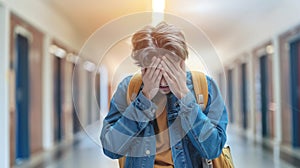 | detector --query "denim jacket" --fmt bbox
[100,72,228,168]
